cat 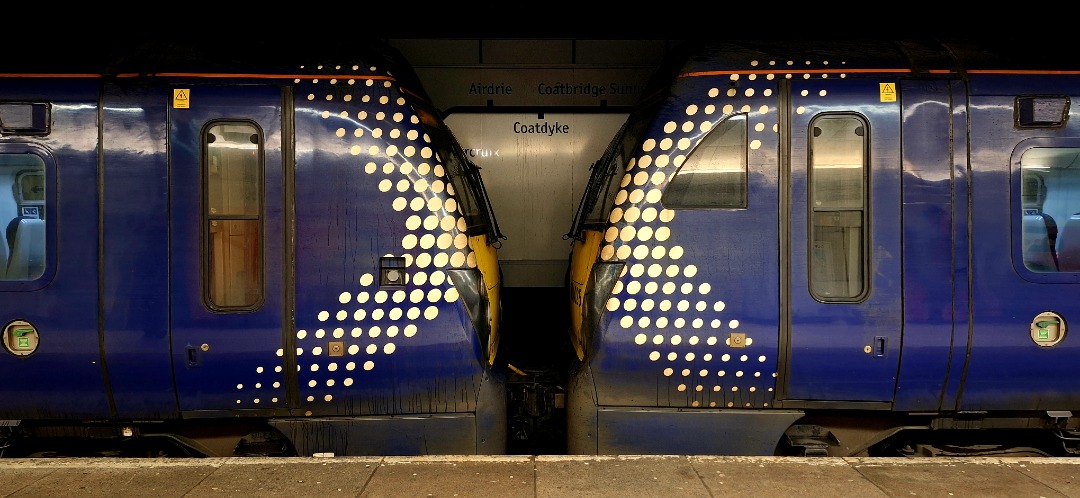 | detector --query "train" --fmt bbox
[564,39,1080,457]
[6,37,1080,459]
[0,40,507,457]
